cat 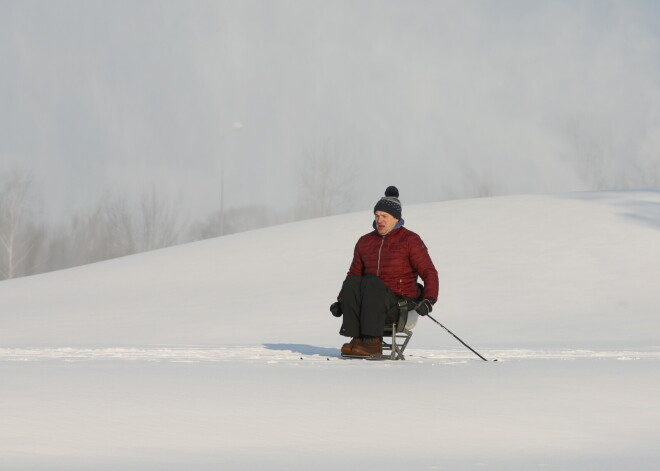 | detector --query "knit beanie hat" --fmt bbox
[374,186,402,220]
